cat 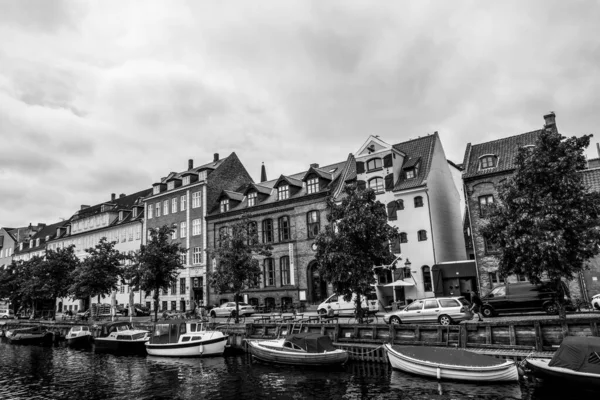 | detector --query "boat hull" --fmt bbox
[384,344,518,382]
[247,339,349,366]
[94,338,148,355]
[67,335,93,348]
[526,358,600,387]
[6,332,53,345]
[146,335,228,357]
